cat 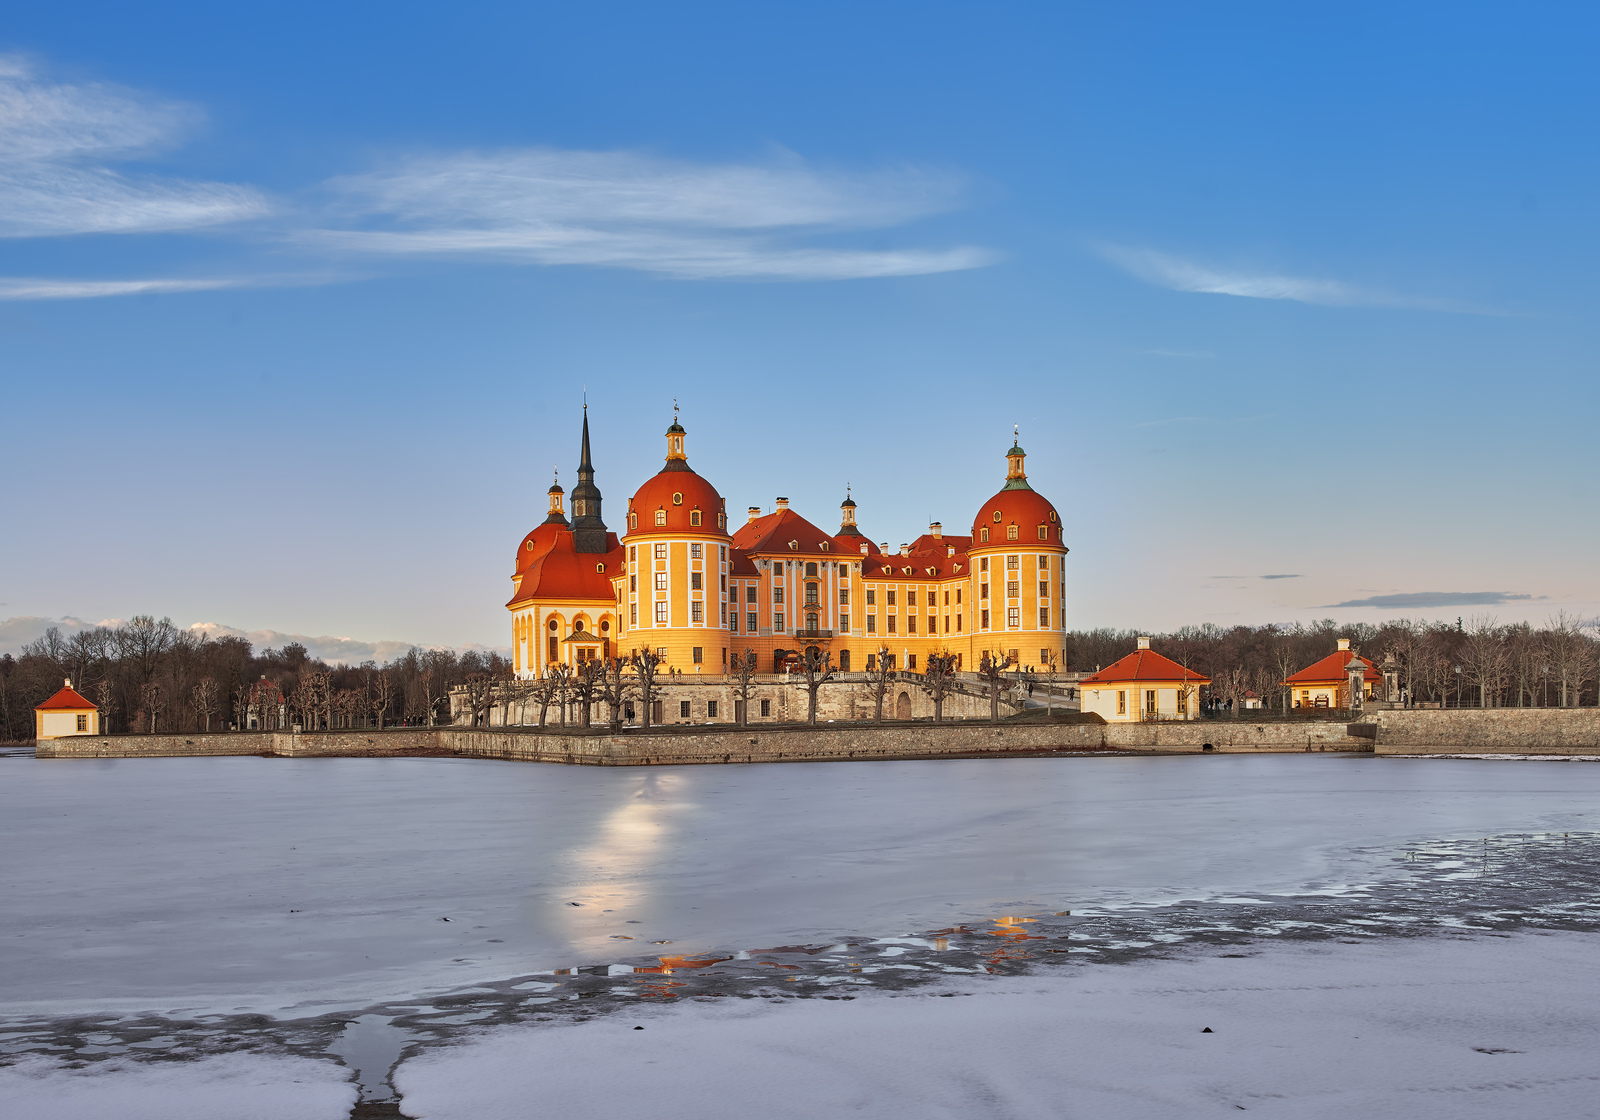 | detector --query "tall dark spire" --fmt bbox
[571,405,608,553]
